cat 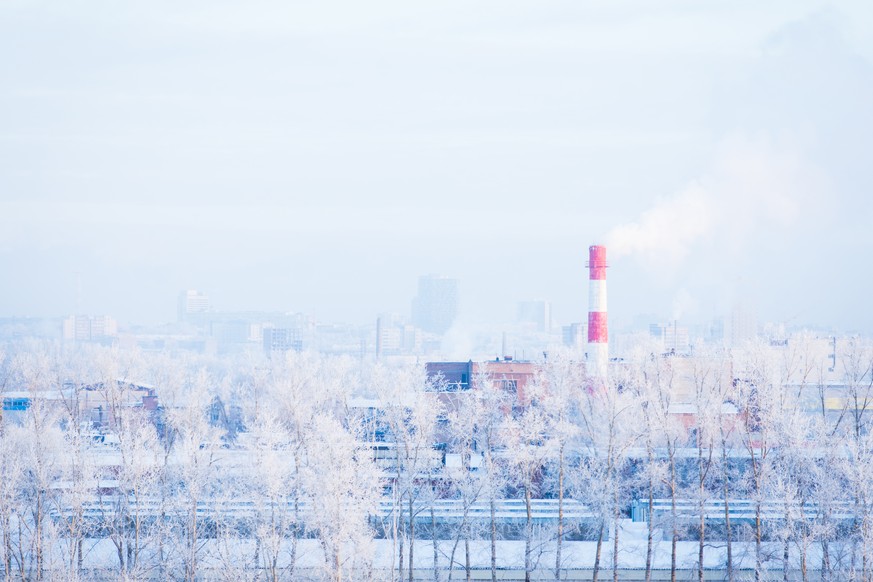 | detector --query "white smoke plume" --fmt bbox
[605,132,826,271]
[606,182,712,267]
[671,287,698,321]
